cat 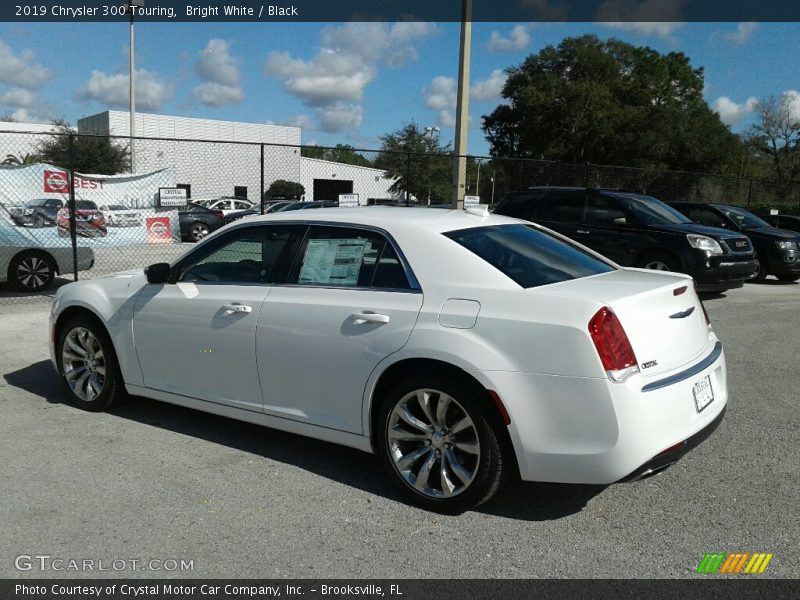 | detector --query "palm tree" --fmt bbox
[2,153,41,166]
